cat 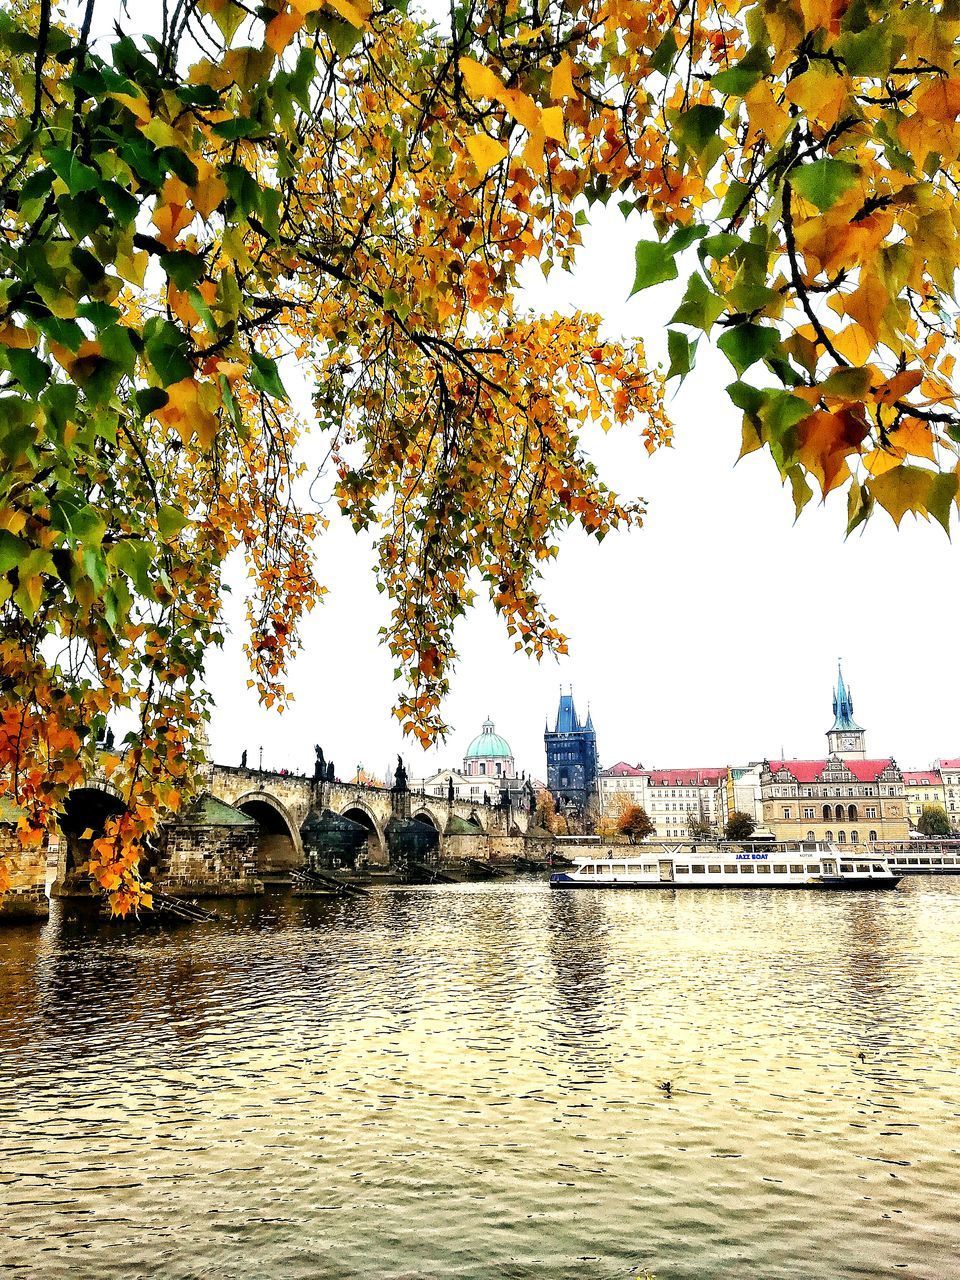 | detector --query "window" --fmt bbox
[803,807,814,820]
[866,806,877,820]
[841,862,854,873]
[869,830,878,842]
[675,865,690,875]
[806,864,821,874]
[850,831,859,844]
[611,864,627,875]
[856,863,870,873]
[773,864,787,874]
[740,864,755,874]
[848,804,858,821]
[837,831,846,843]
[756,864,771,874]
[872,864,885,874]
[823,804,832,821]
[691,864,705,874]
[790,864,803,873]
[723,864,738,874]
[825,830,833,841]
[708,864,722,874]
[805,831,815,843]
[782,807,792,820]
[480,763,486,775]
